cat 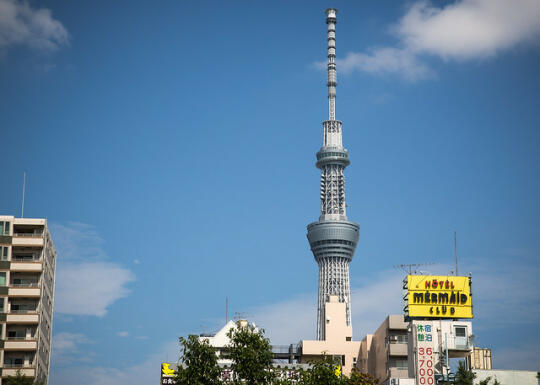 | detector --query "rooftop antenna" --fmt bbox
[233,312,252,321]
[454,230,459,276]
[21,171,26,218]
[225,296,228,324]
[394,262,435,275]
